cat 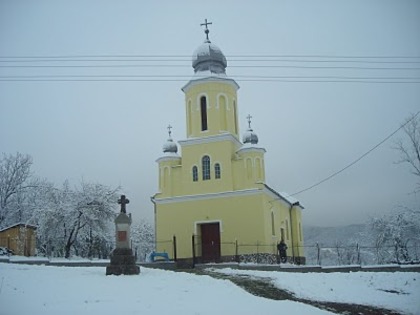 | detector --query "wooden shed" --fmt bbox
[0,223,37,256]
